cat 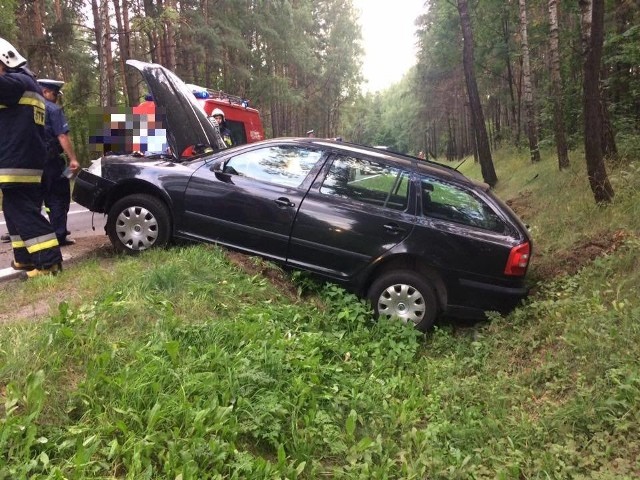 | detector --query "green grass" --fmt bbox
[1,146,639,478]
